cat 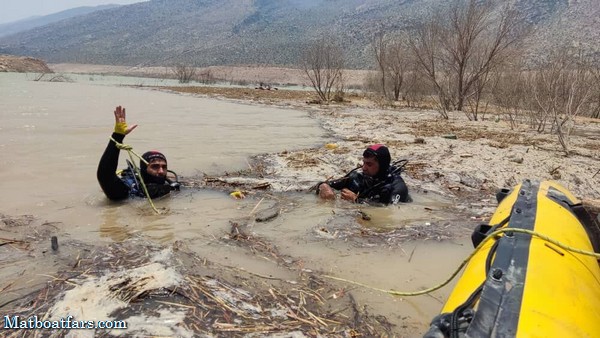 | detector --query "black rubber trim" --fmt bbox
[465,179,538,337]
